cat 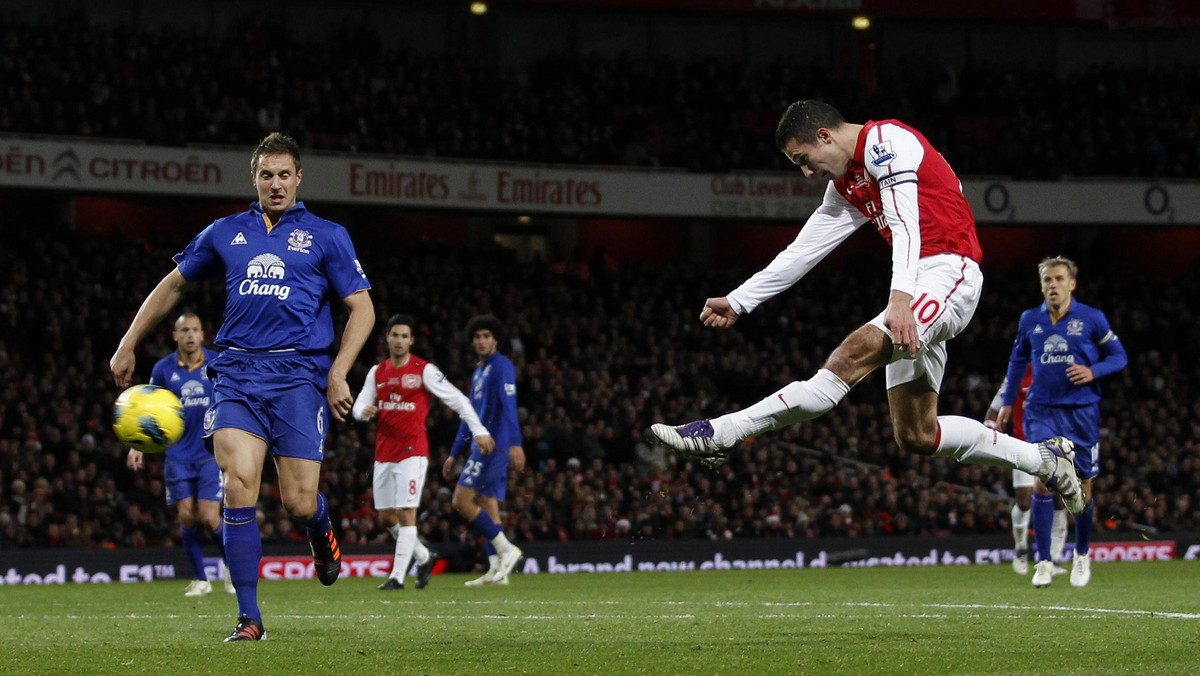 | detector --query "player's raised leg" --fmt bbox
[883,372,1085,515]
[650,324,879,465]
[931,416,1083,514]
[216,428,269,642]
